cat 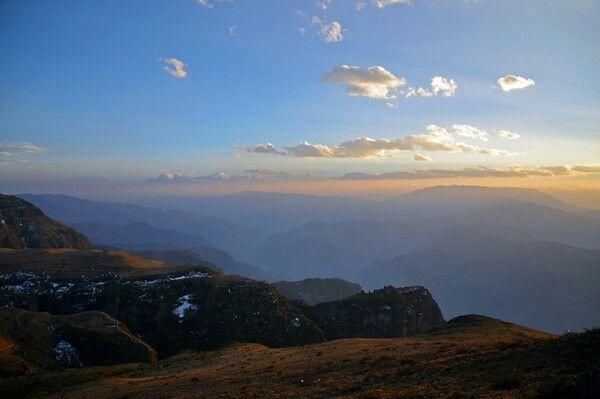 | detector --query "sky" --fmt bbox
[1,0,599,198]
